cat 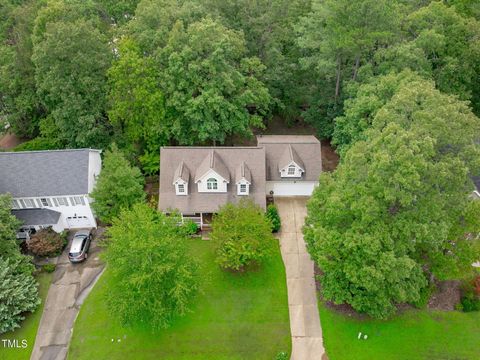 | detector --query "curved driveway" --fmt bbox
[275,197,326,360]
